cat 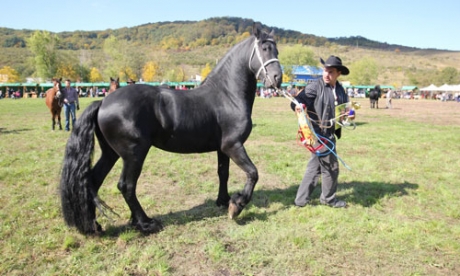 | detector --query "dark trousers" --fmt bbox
[64,103,76,131]
[295,144,339,206]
